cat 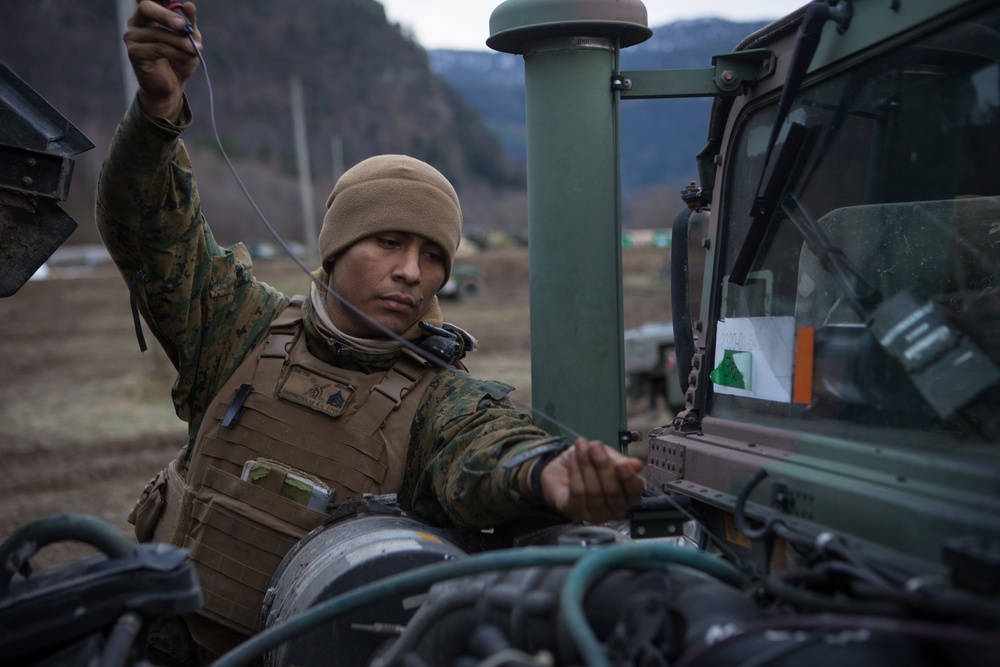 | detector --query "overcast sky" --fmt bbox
[380,1,806,51]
